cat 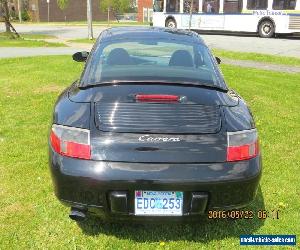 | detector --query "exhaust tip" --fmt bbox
[69,207,87,222]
